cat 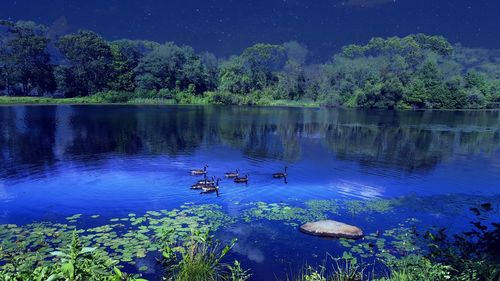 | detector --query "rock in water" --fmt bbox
[300,220,364,239]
